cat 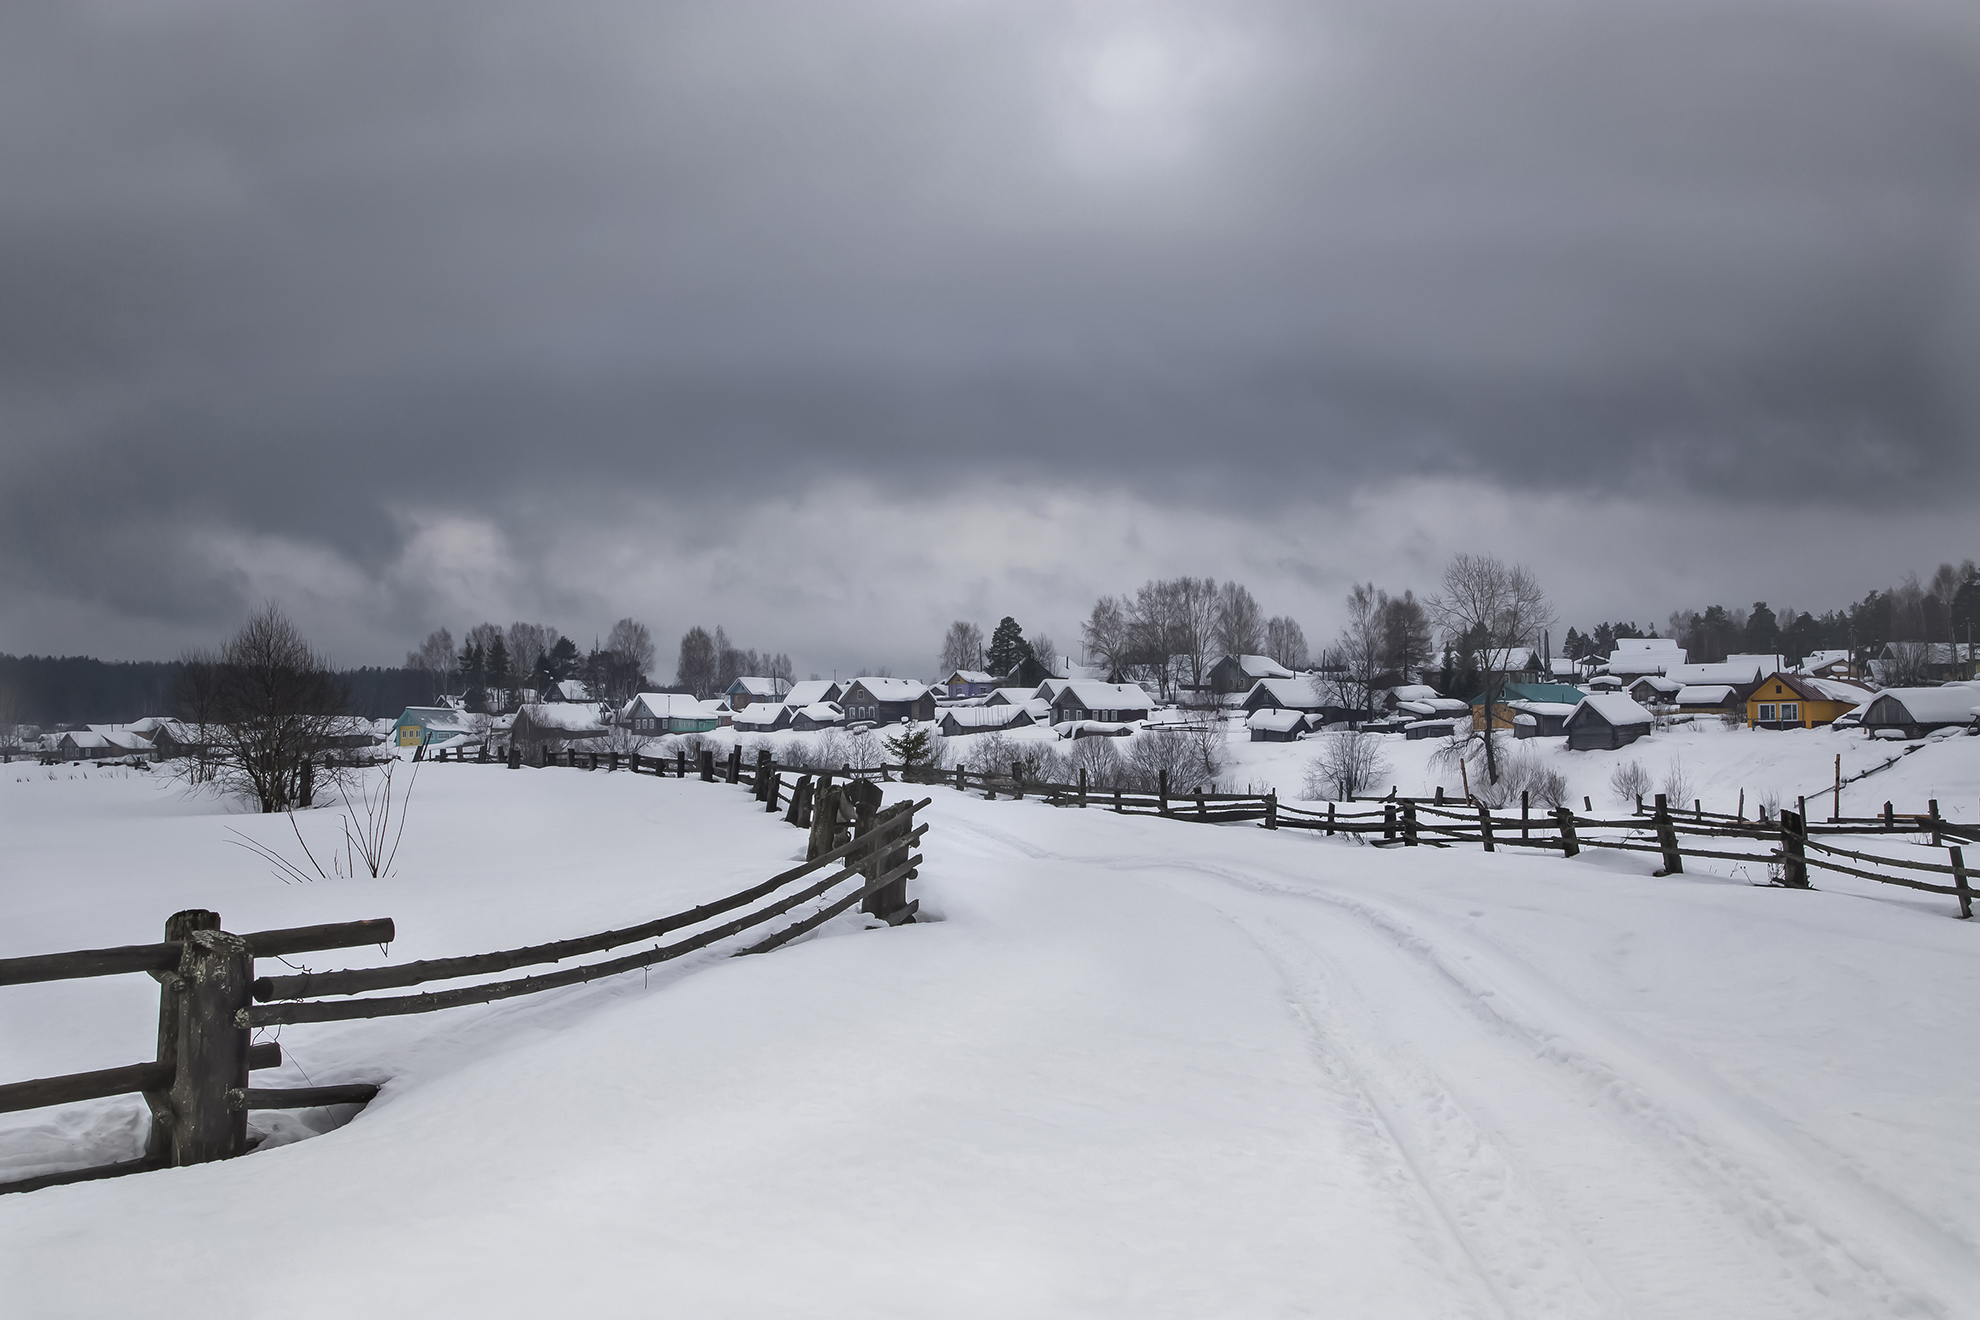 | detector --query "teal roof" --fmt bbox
[1471,683,1585,707]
